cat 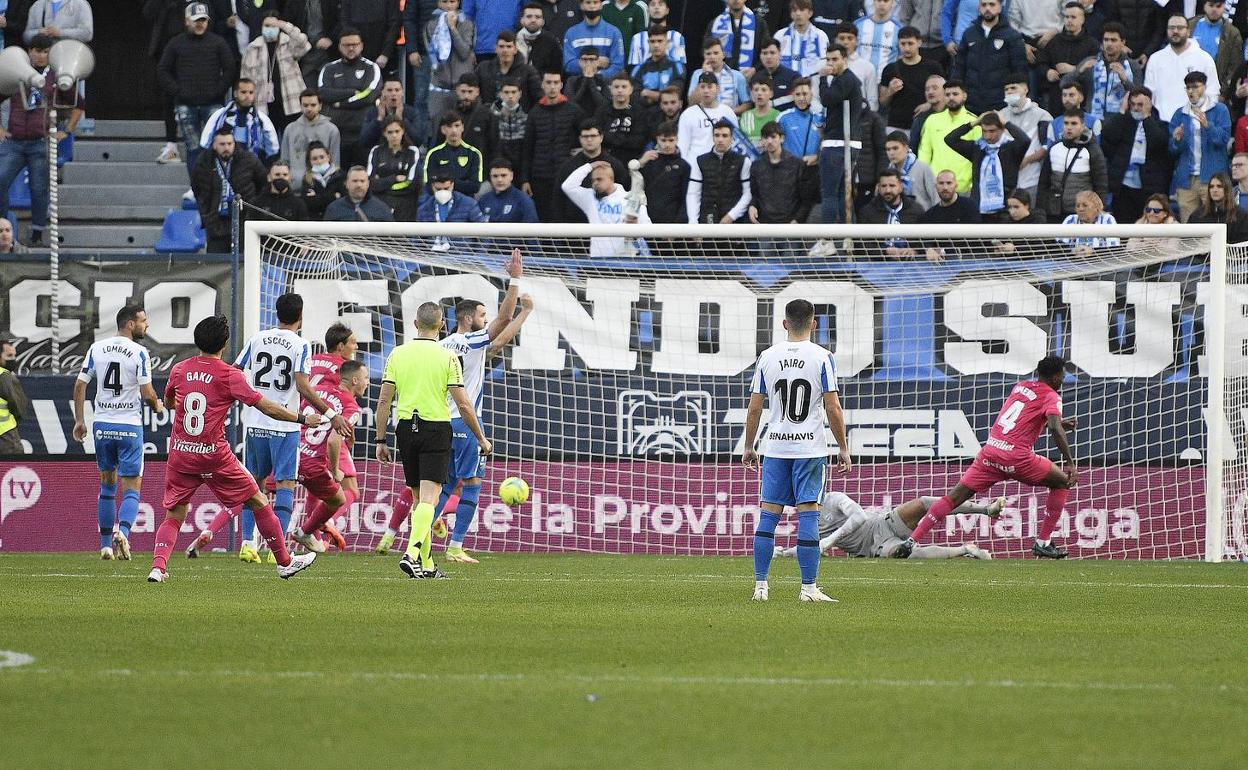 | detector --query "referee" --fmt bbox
[376,301,492,579]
